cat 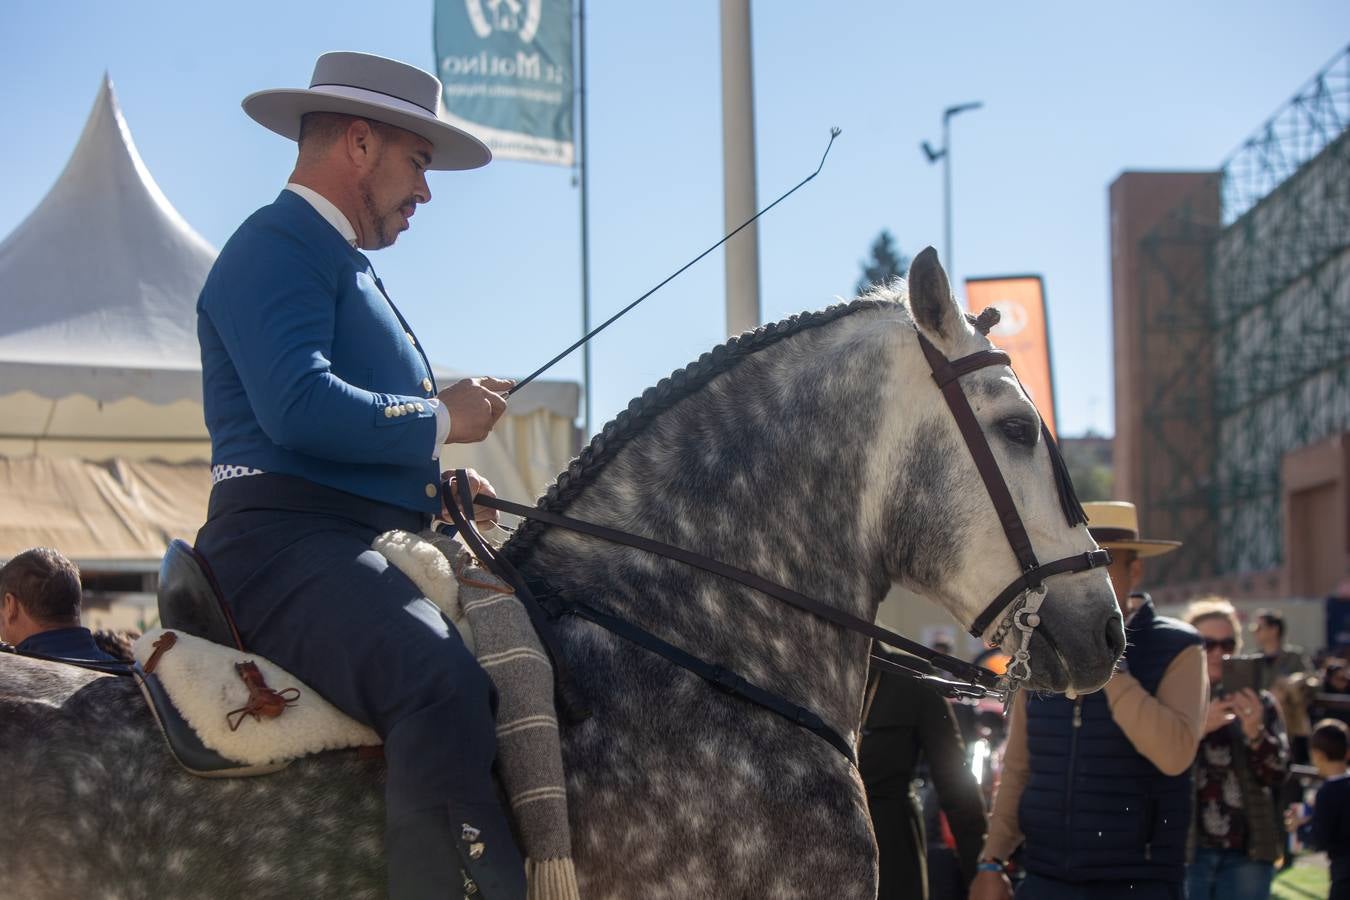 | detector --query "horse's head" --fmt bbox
[878,248,1123,694]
